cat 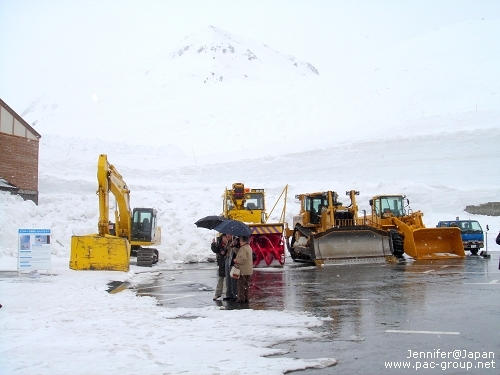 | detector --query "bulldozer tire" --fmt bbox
[389,229,405,258]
